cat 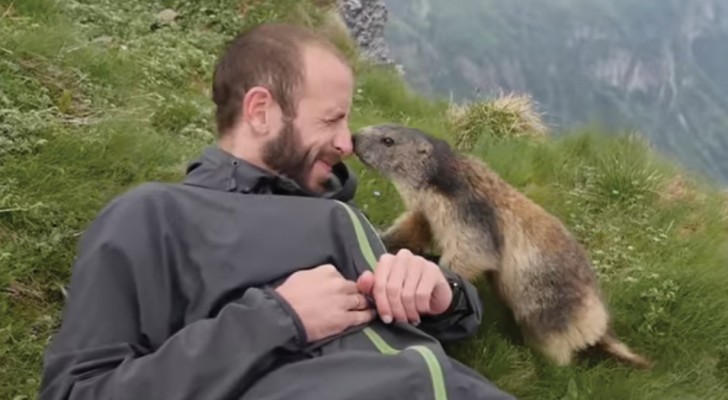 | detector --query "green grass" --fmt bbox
[1,0,727,399]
